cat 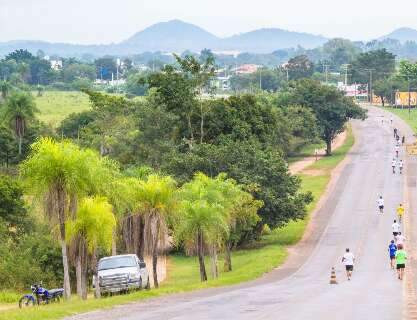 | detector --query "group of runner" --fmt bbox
[341,117,408,281]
